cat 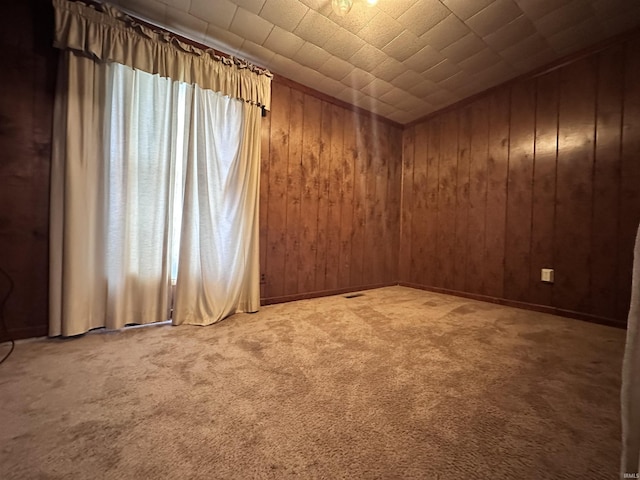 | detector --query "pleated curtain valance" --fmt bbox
[52,0,272,110]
